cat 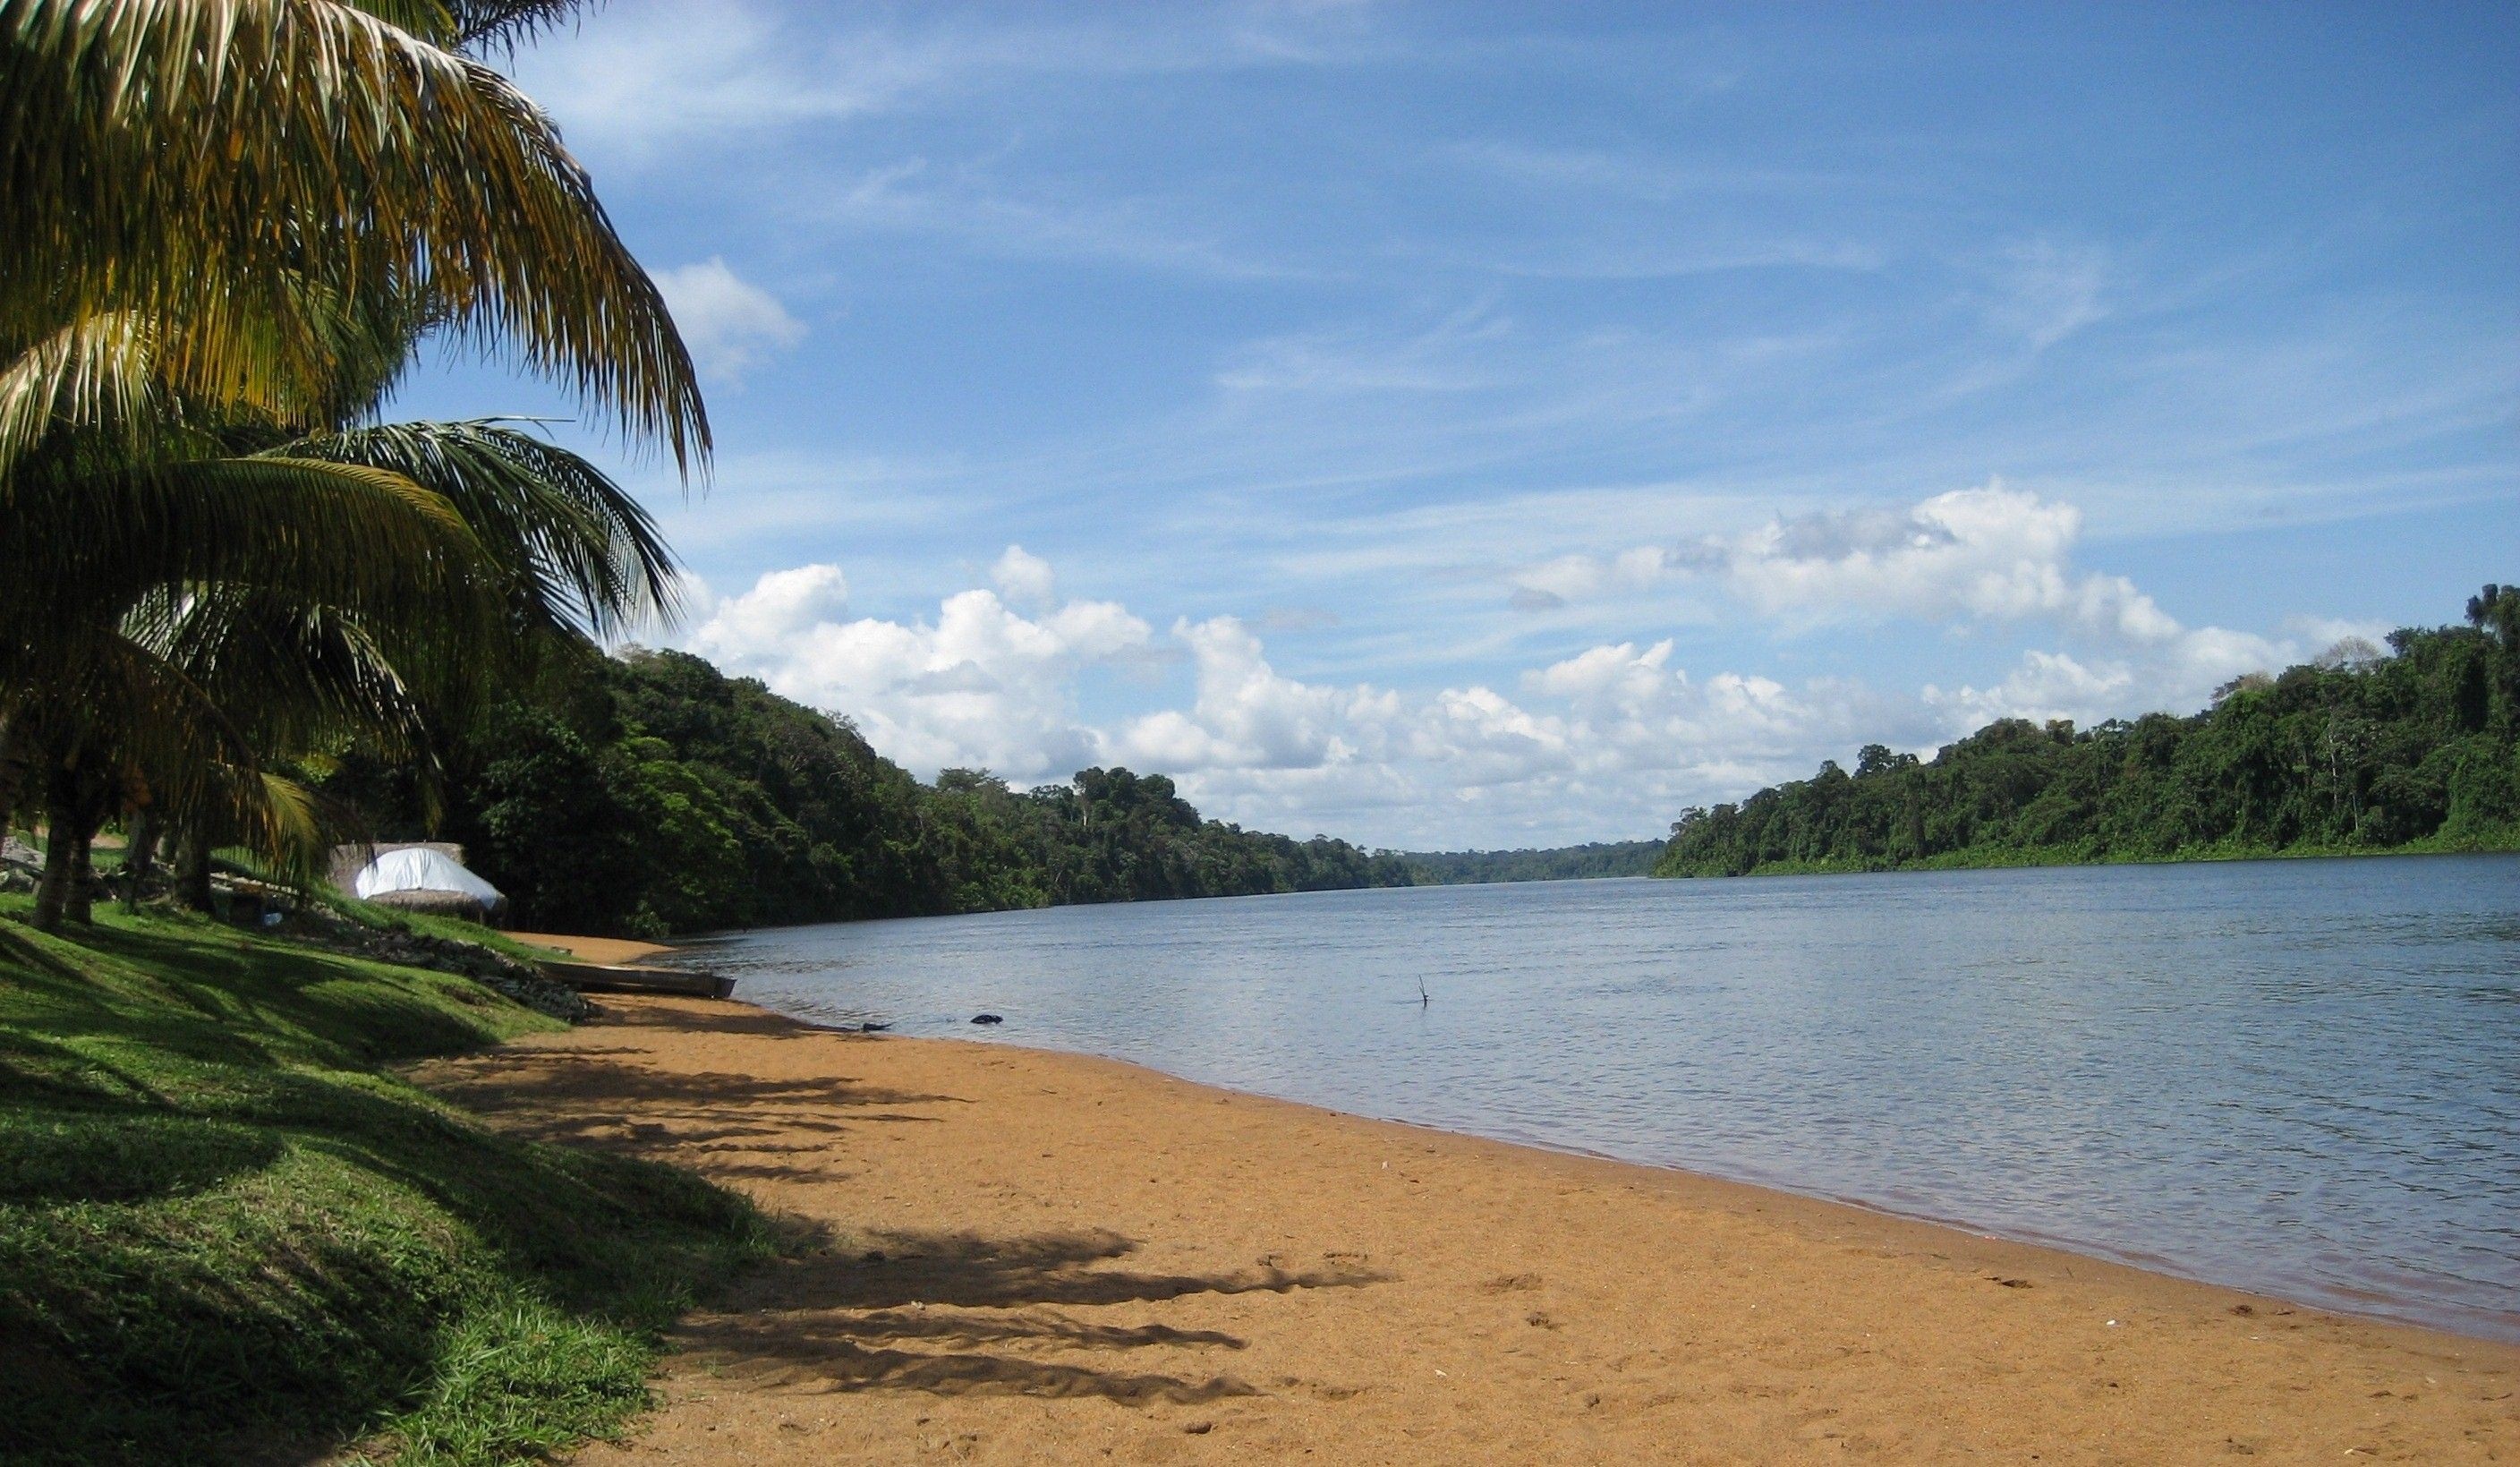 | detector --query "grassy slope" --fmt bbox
[0,900,769,1466]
